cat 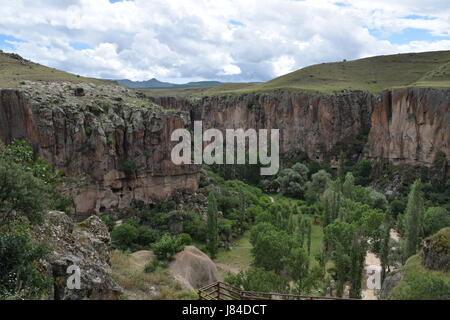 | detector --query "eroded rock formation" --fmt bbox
[0,82,200,215]
[367,88,449,167]
[152,91,376,163]
[151,88,449,170]
[33,211,122,300]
